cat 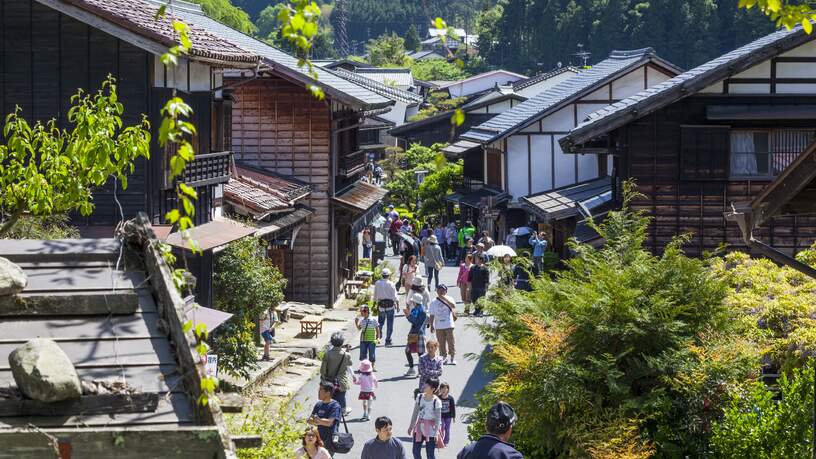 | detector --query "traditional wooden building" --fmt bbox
[0,0,259,232]
[173,4,393,306]
[561,26,816,257]
[447,49,680,245]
